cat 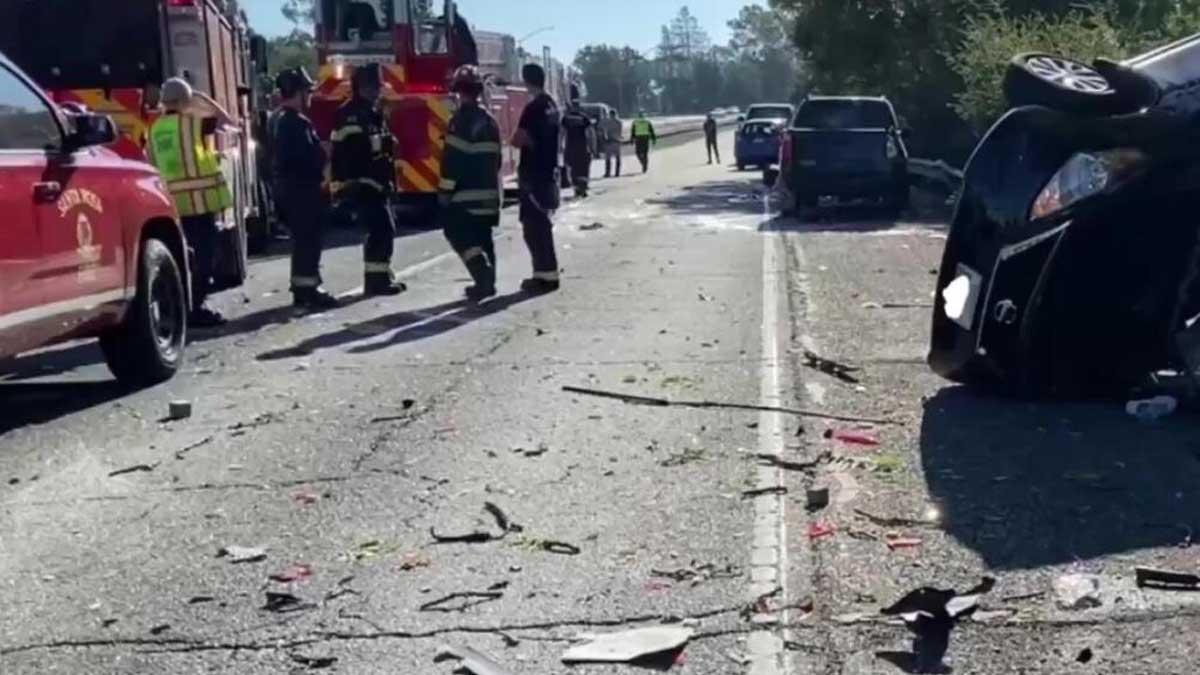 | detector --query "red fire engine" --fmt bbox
[0,0,272,285]
[310,0,575,204]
